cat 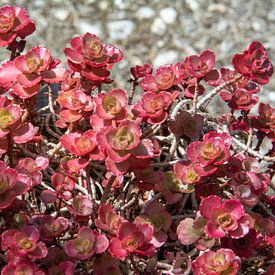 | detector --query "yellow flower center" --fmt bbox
[0,108,13,129]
